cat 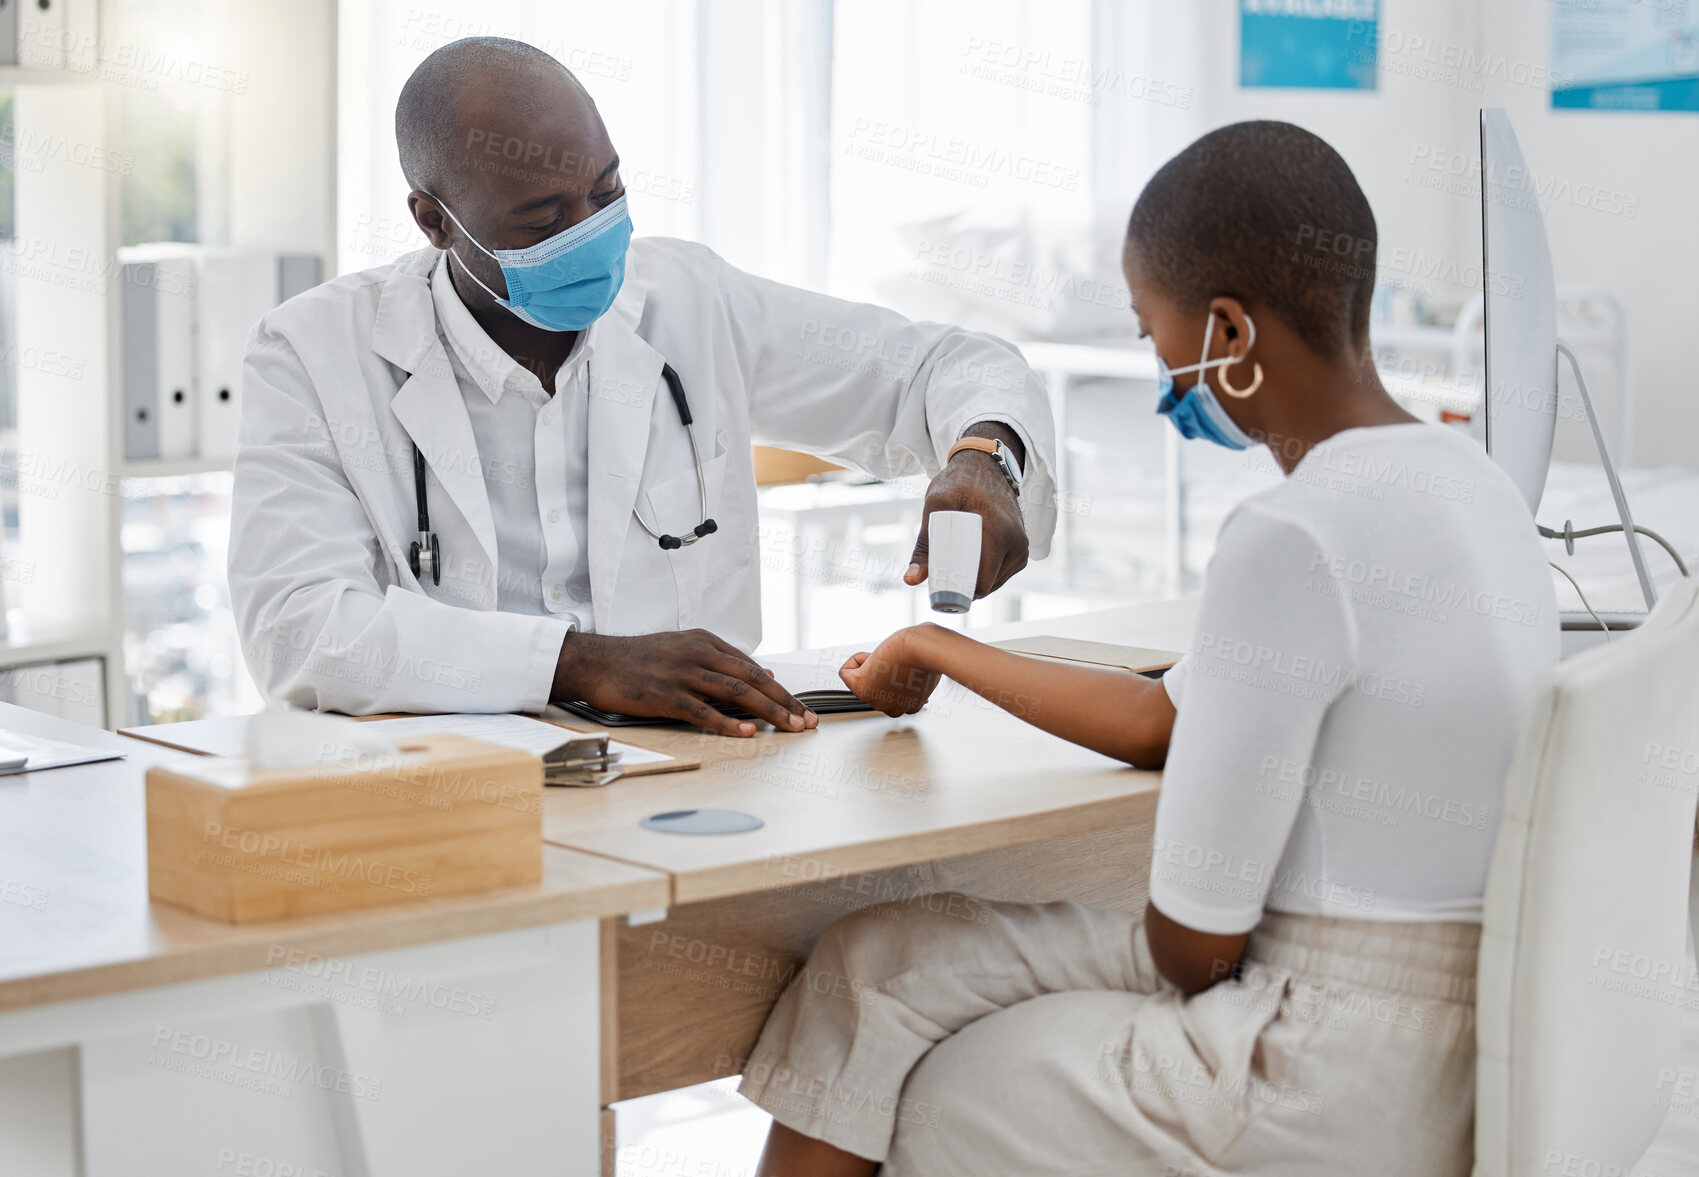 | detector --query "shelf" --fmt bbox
[120,457,234,480]
[1370,324,1461,351]
[0,627,114,670]
[0,67,104,87]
